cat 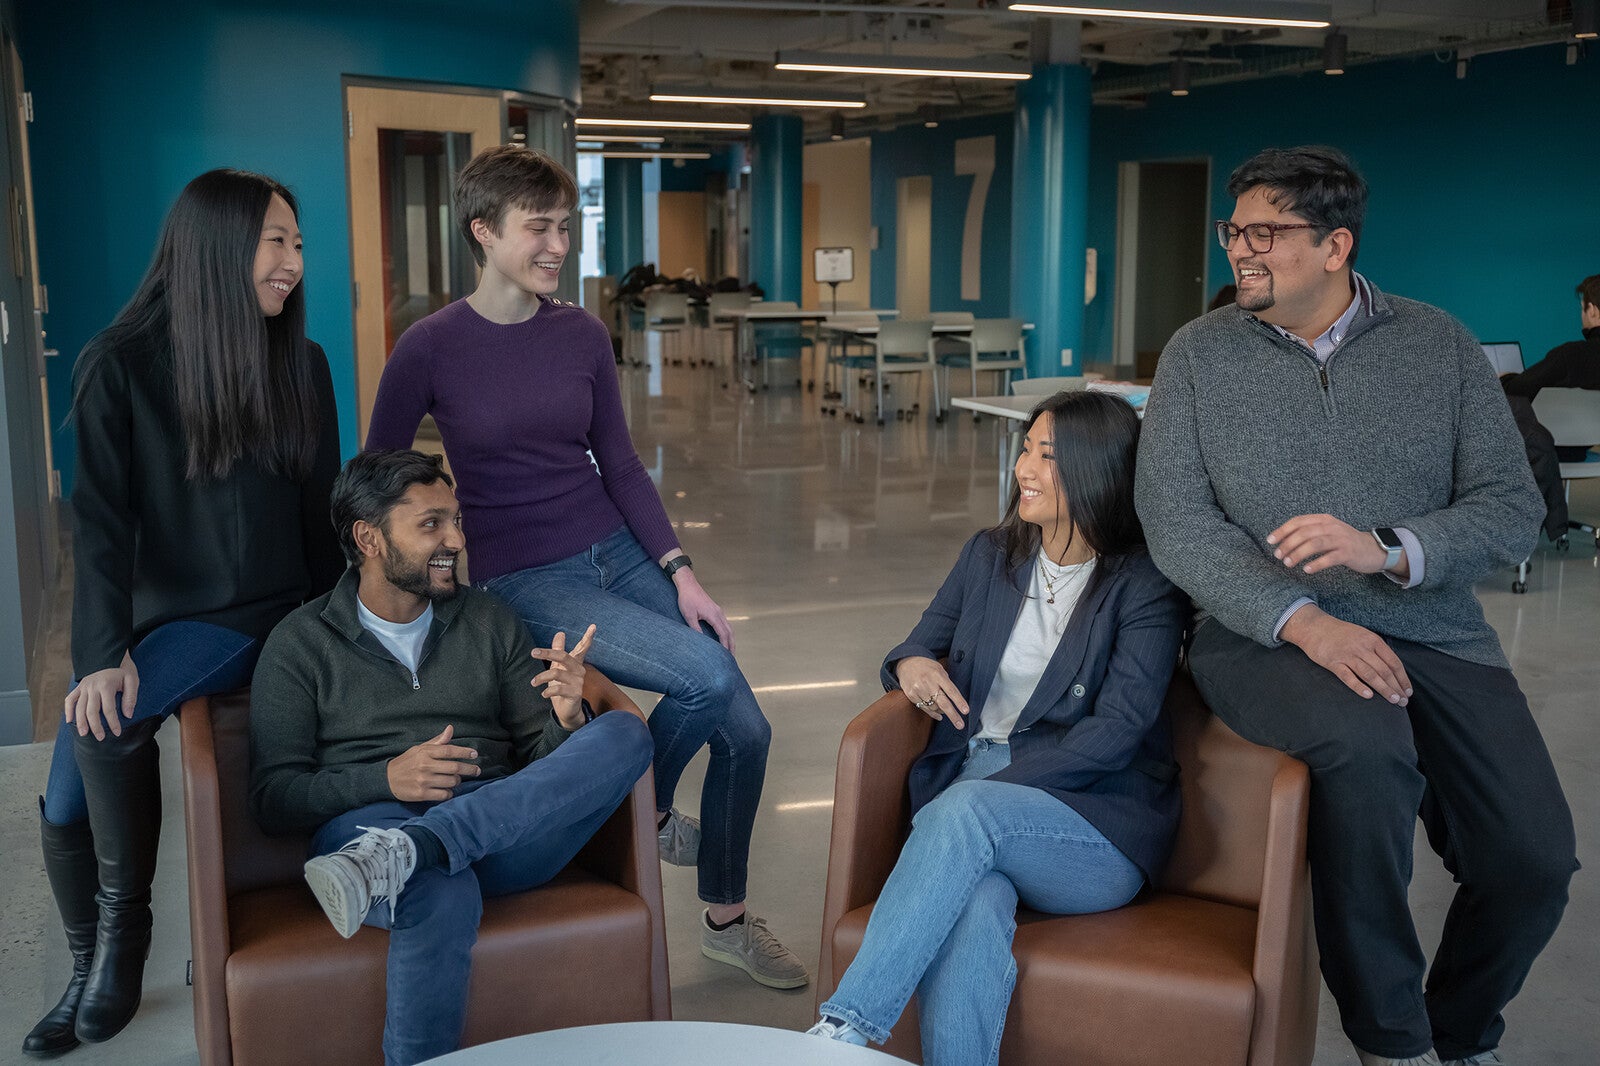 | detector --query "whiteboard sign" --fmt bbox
[813,247,854,284]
